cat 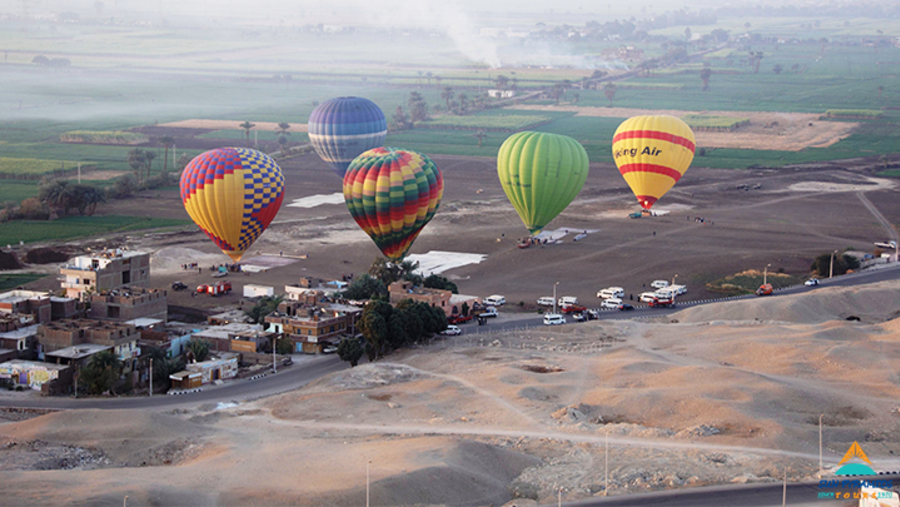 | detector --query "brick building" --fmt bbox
[388,281,453,316]
[265,301,352,354]
[0,290,51,323]
[60,249,150,299]
[190,323,275,353]
[37,319,141,370]
[87,286,167,323]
